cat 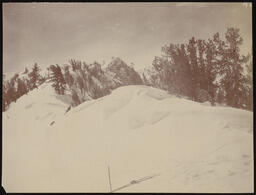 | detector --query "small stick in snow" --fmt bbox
[64,105,71,115]
[108,165,112,192]
[111,173,160,192]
